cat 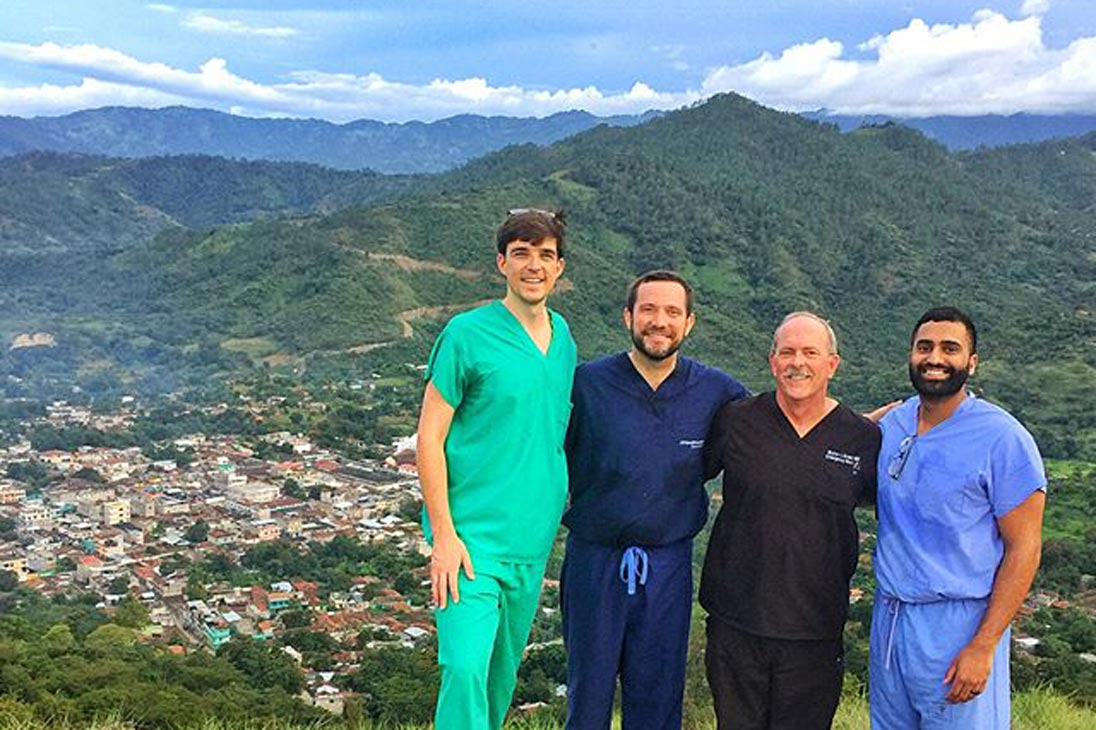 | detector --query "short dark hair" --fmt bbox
[912,306,977,353]
[625,270,694,314]
[496,209,566,258]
